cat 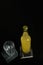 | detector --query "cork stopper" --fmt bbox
[23,25,28,31]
